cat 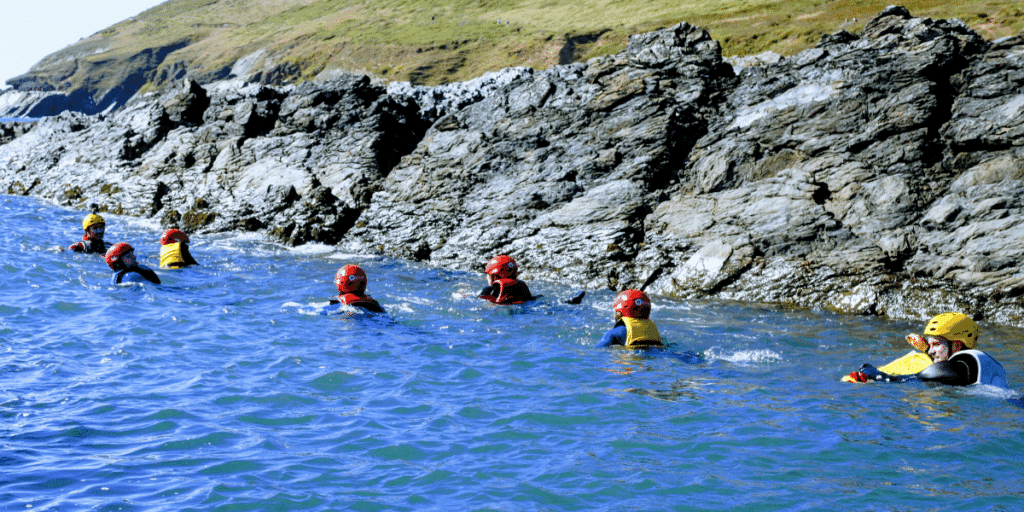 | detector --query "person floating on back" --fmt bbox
[330,264,384,313]
[105,242,161,285]
[597,289,663,348]
[844,312,1008,388]
[478,255,535,305]
[68,213,111,255]
[159,229,199,269]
